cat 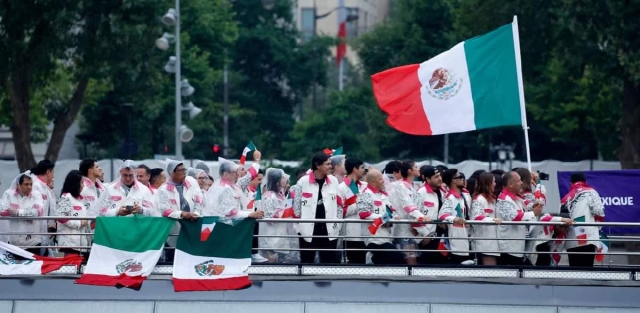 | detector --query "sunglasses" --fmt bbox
[453,176,465,180]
